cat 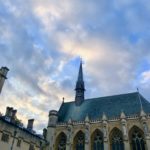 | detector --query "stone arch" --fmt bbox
[73,130,85,150]
[109,127,124,150]
[55,132,67,150]
[91,129,104,150]
[129,125,146,150]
